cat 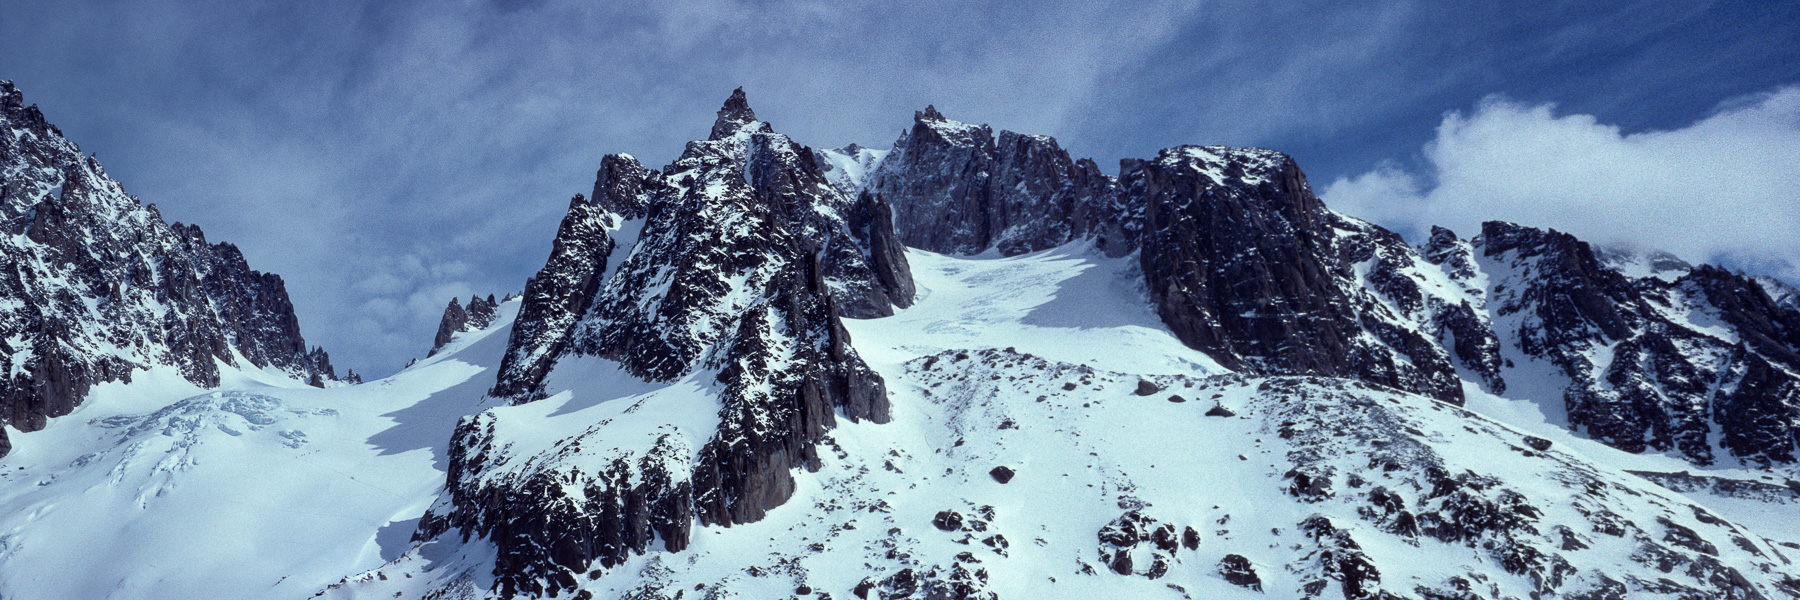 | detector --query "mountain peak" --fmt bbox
[708,86,766,140]
[917,104,946,122]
